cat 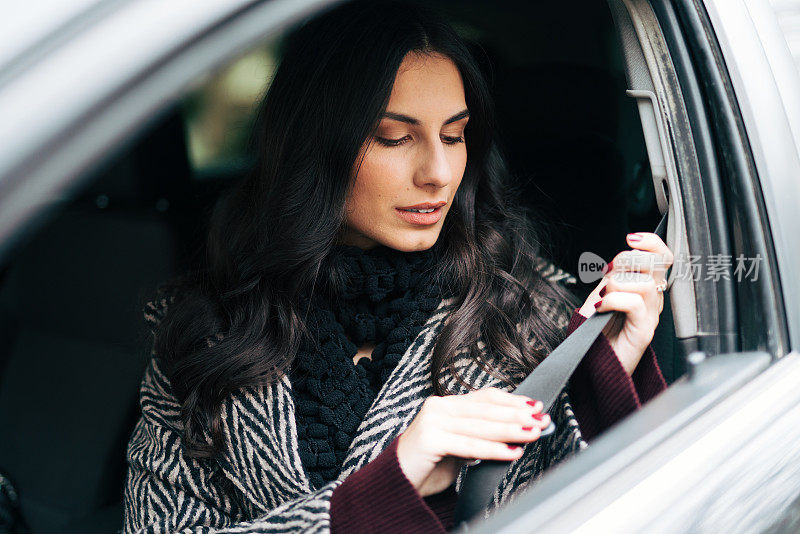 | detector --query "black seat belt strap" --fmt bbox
[453,212,668,525]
